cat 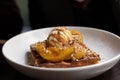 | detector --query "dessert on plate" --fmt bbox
[27,27,101,68]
